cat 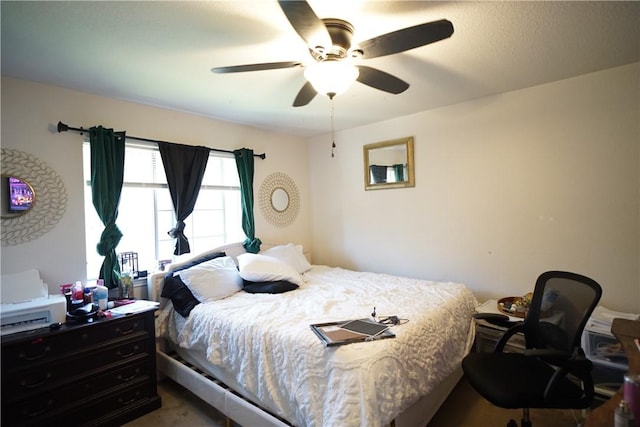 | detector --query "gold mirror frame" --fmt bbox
[258,172,300,227]
[363,136,415,190]
[1,148,67,246]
